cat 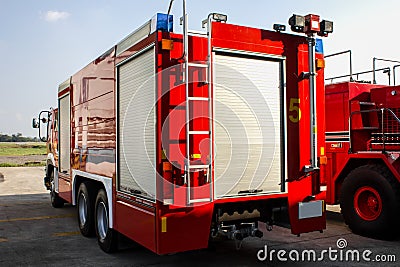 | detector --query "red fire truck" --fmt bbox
[33,2,333,254]
[324,53,400,238]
